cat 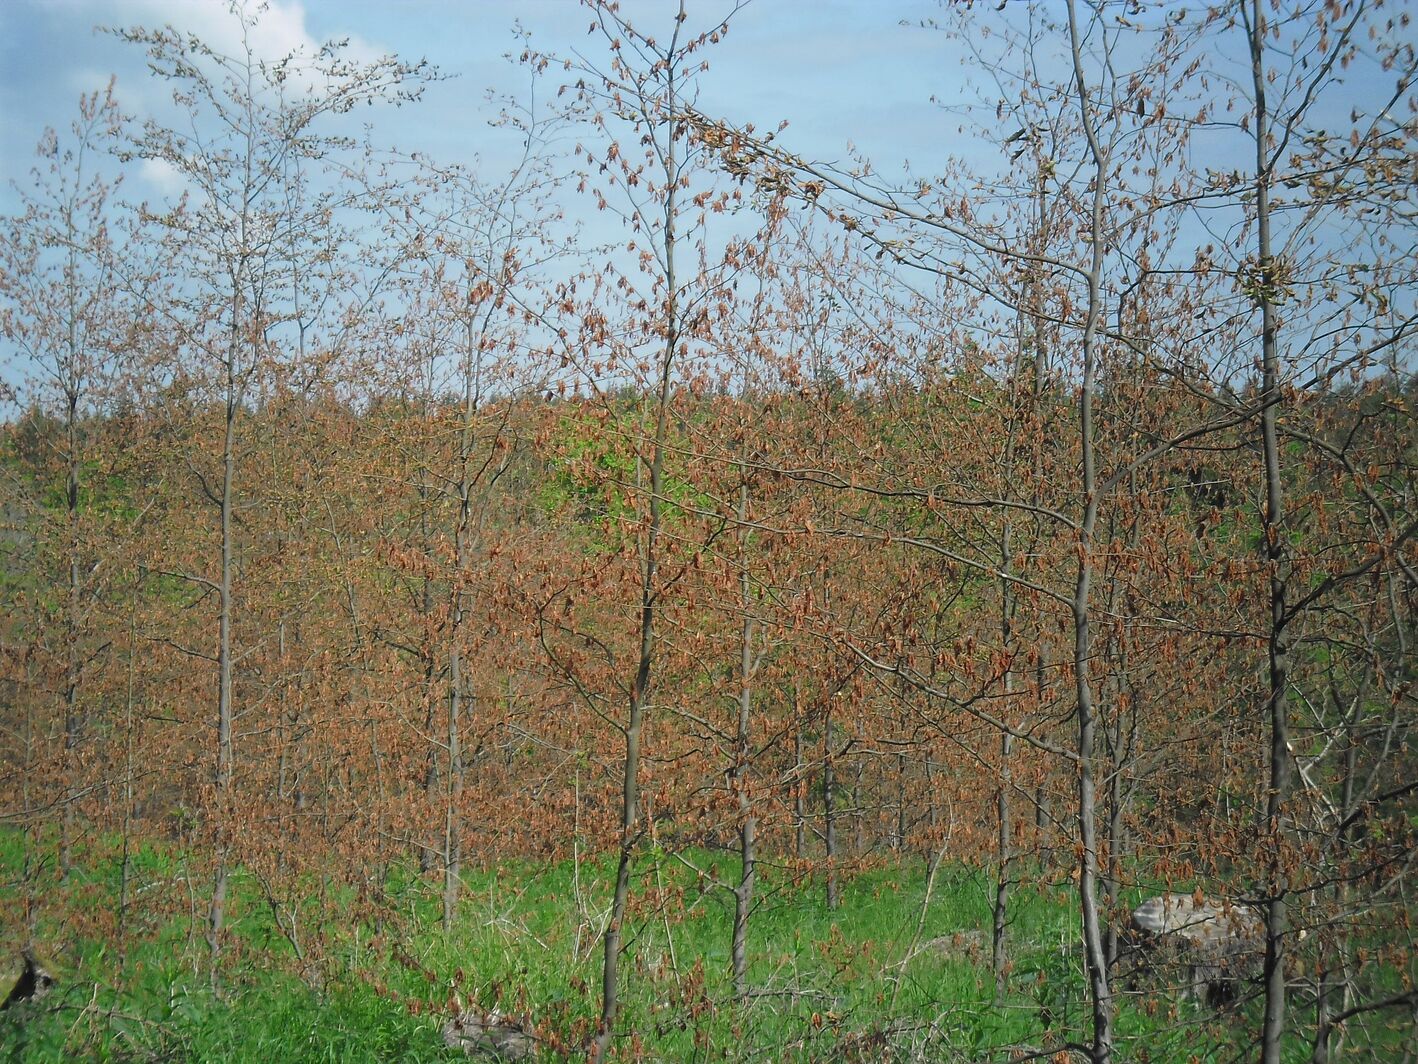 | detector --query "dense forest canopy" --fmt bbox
[0,2,1414,1062]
